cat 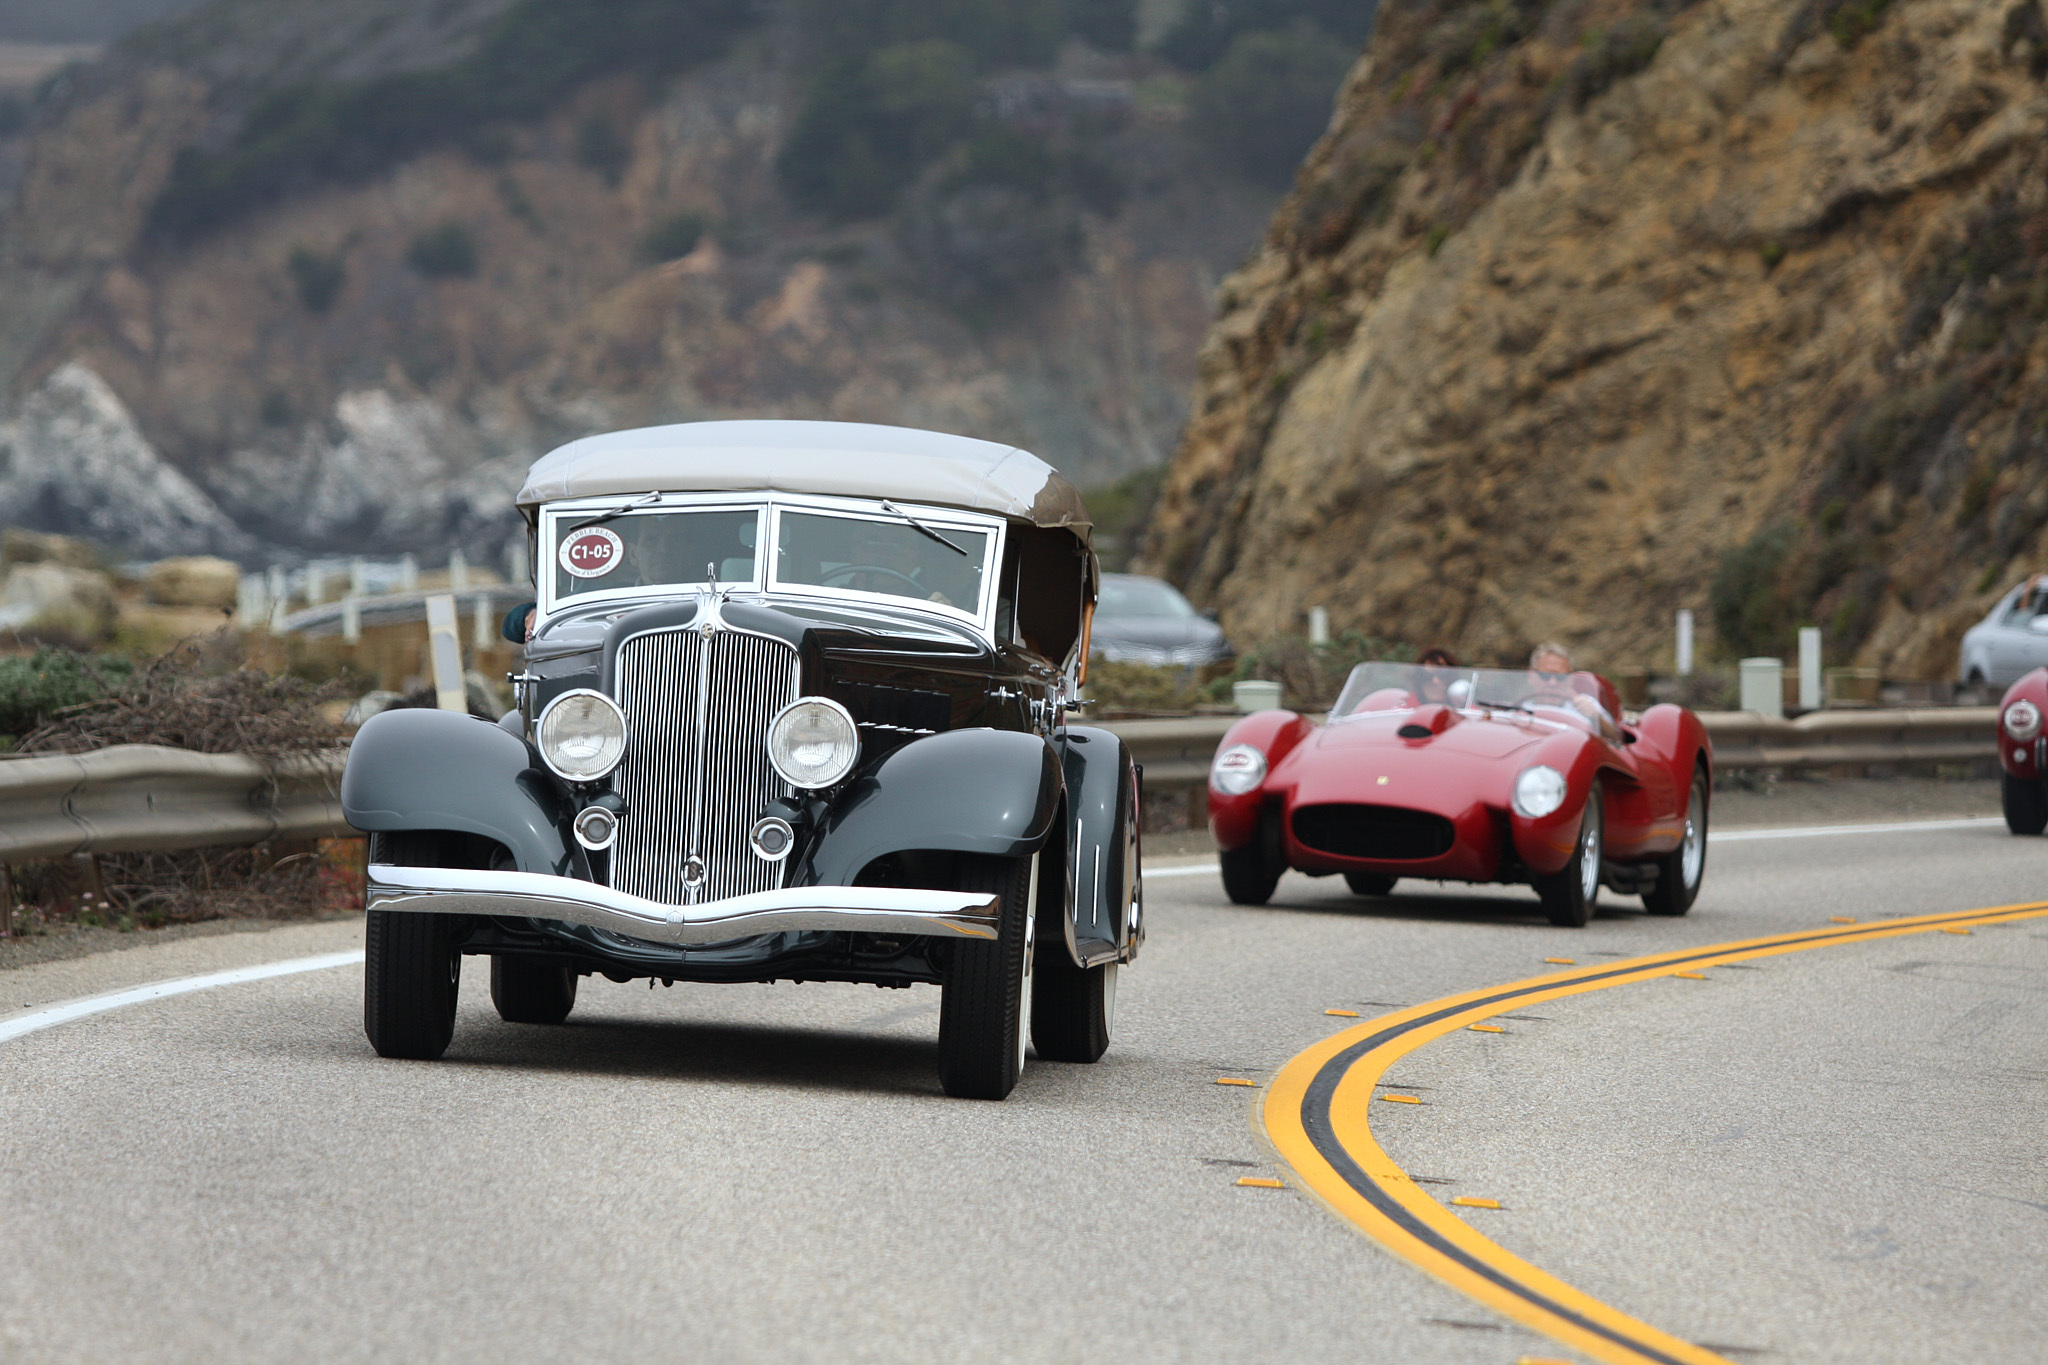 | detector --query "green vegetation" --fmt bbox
[147,0,754,241]
[1710,521,1798,659]
[1190,25,1356,189]
[640,212,709,261]
[575,113,632,186]
[0,649,132,745]
[286,246,345,312]
[407,223,478,279]
[777,39,979,220]
[1158,0,1377,72]
[1563,14,1667,110]
[1824,0,1894,48]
